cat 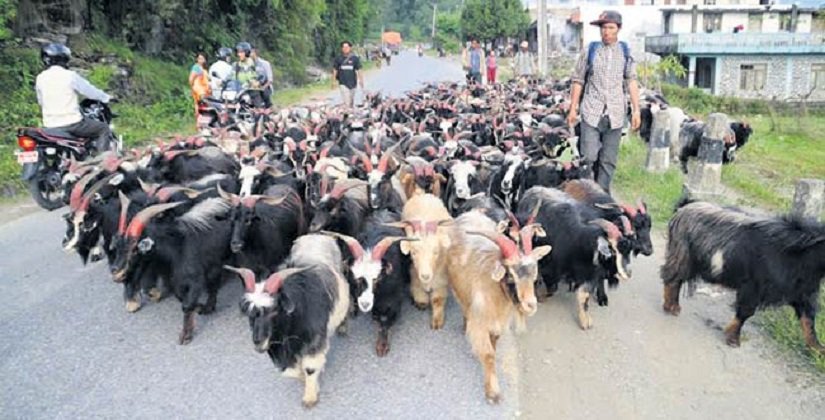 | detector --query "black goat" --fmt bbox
[324,209,412,356]
[661,201,825,351]
[111,196,233,344]
[228,234,350,408]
